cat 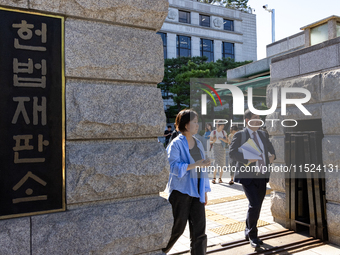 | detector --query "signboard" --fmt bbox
[0,7,65,219]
